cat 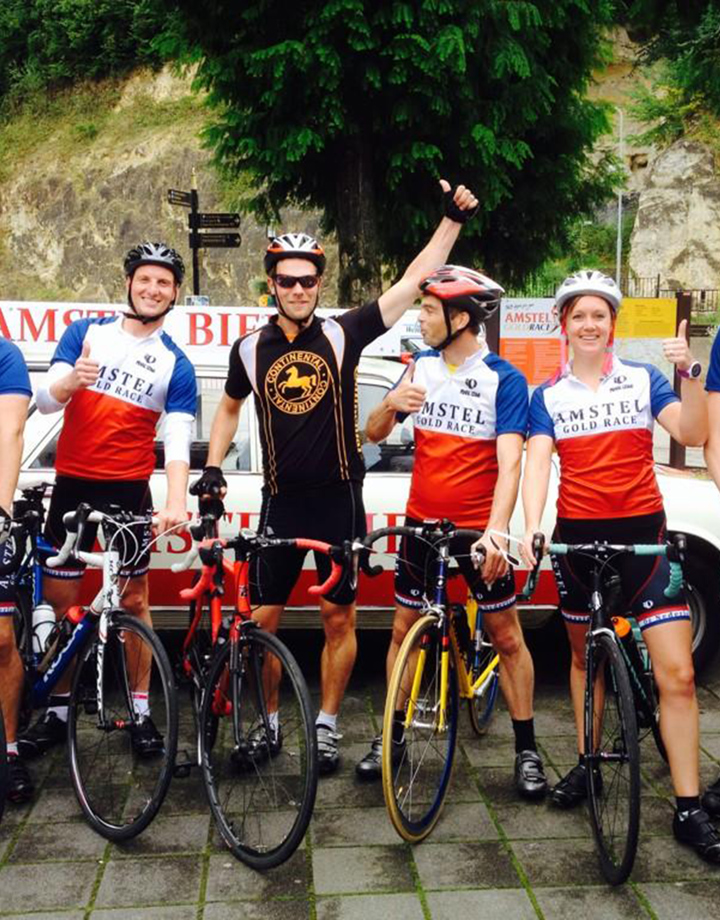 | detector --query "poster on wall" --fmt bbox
[499,296,678,386]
